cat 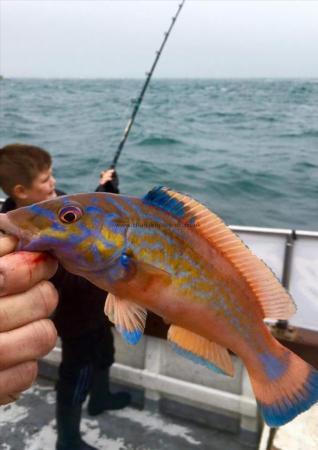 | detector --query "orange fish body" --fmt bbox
[101,190,310,425]
[1,186,317,426]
